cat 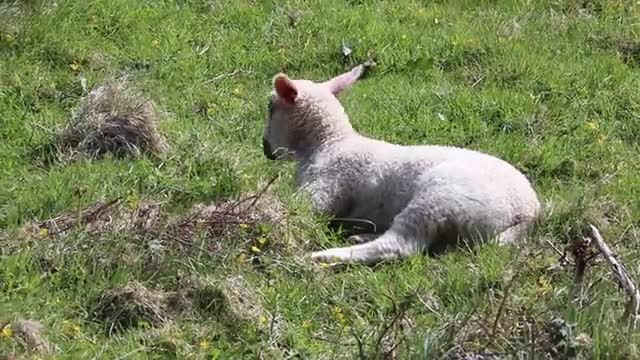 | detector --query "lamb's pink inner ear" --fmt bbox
[324,65,364,95]
[273,74,297,104]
